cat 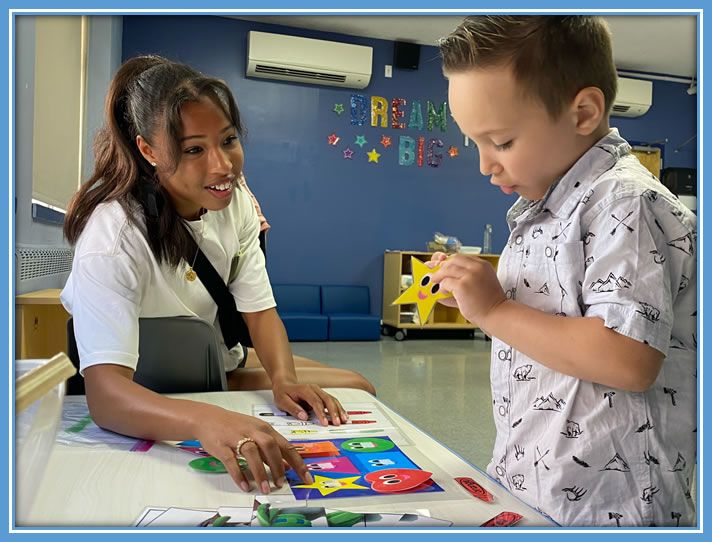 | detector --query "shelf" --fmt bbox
[382,250,499,335]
